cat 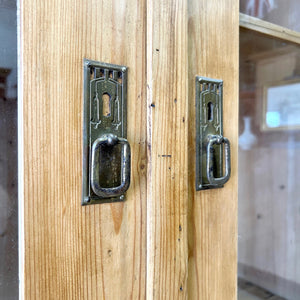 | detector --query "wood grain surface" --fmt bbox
[240,13,300,45]
[187,1,239,299]
[20,0,147,298]
[21,0,238,298]
[146,0,189,299]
